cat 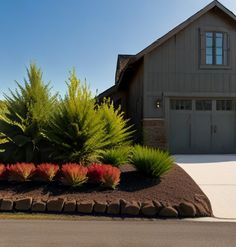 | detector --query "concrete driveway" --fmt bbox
[175,155,236,219]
